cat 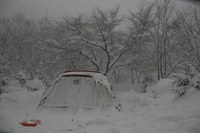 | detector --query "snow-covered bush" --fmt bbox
[190,73,200,90]
[15,71,27,85]
[171,73,200,97]
[0,78,8,95]
[153,79,174,97]
[171,73,191,97]
[172,74,190,87]
[174,87,188,97]
[141,74,155,92]
[26,78,44,91]
[0,86,4,95]
[14,72,44,92]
